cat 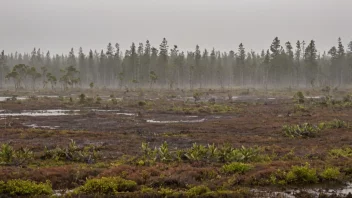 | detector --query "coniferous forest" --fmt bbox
[1,37,352,90]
